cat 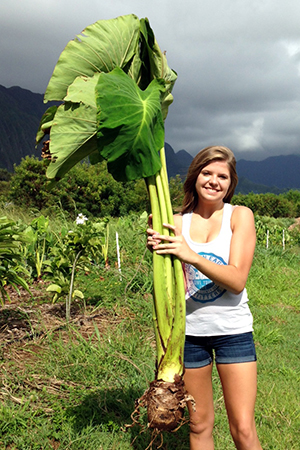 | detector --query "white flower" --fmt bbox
[76,213,88,225]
